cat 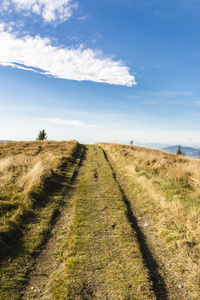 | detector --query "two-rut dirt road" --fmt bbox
[22,144,188,299]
